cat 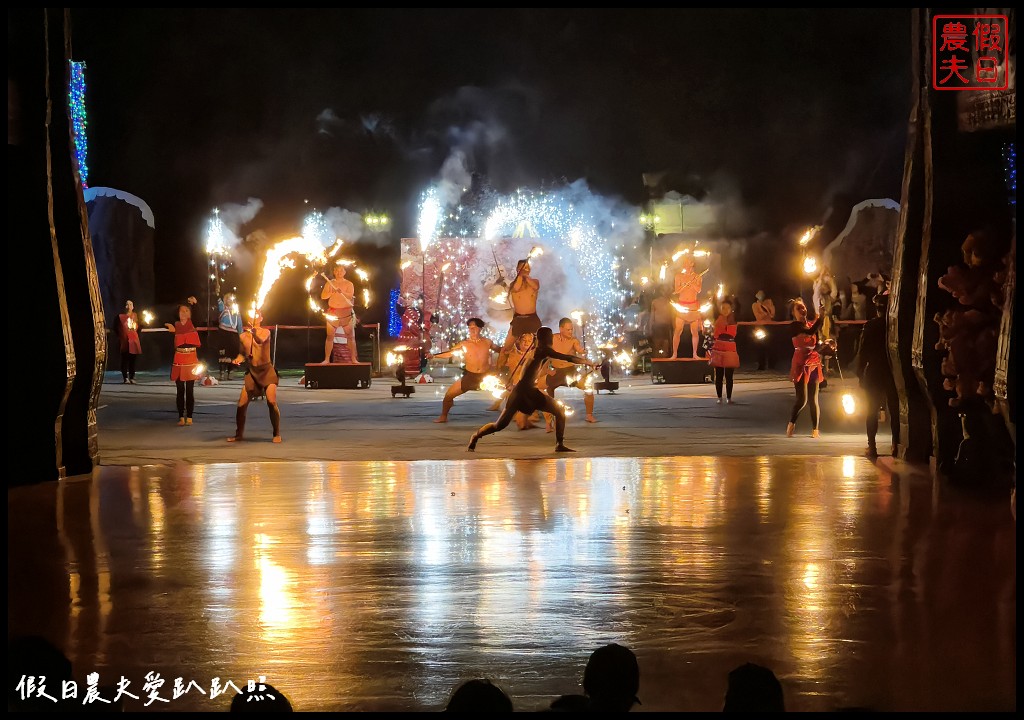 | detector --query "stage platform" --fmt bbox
[303,362,372,389]
[8,456,1014,713]
[651,357,713,384]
